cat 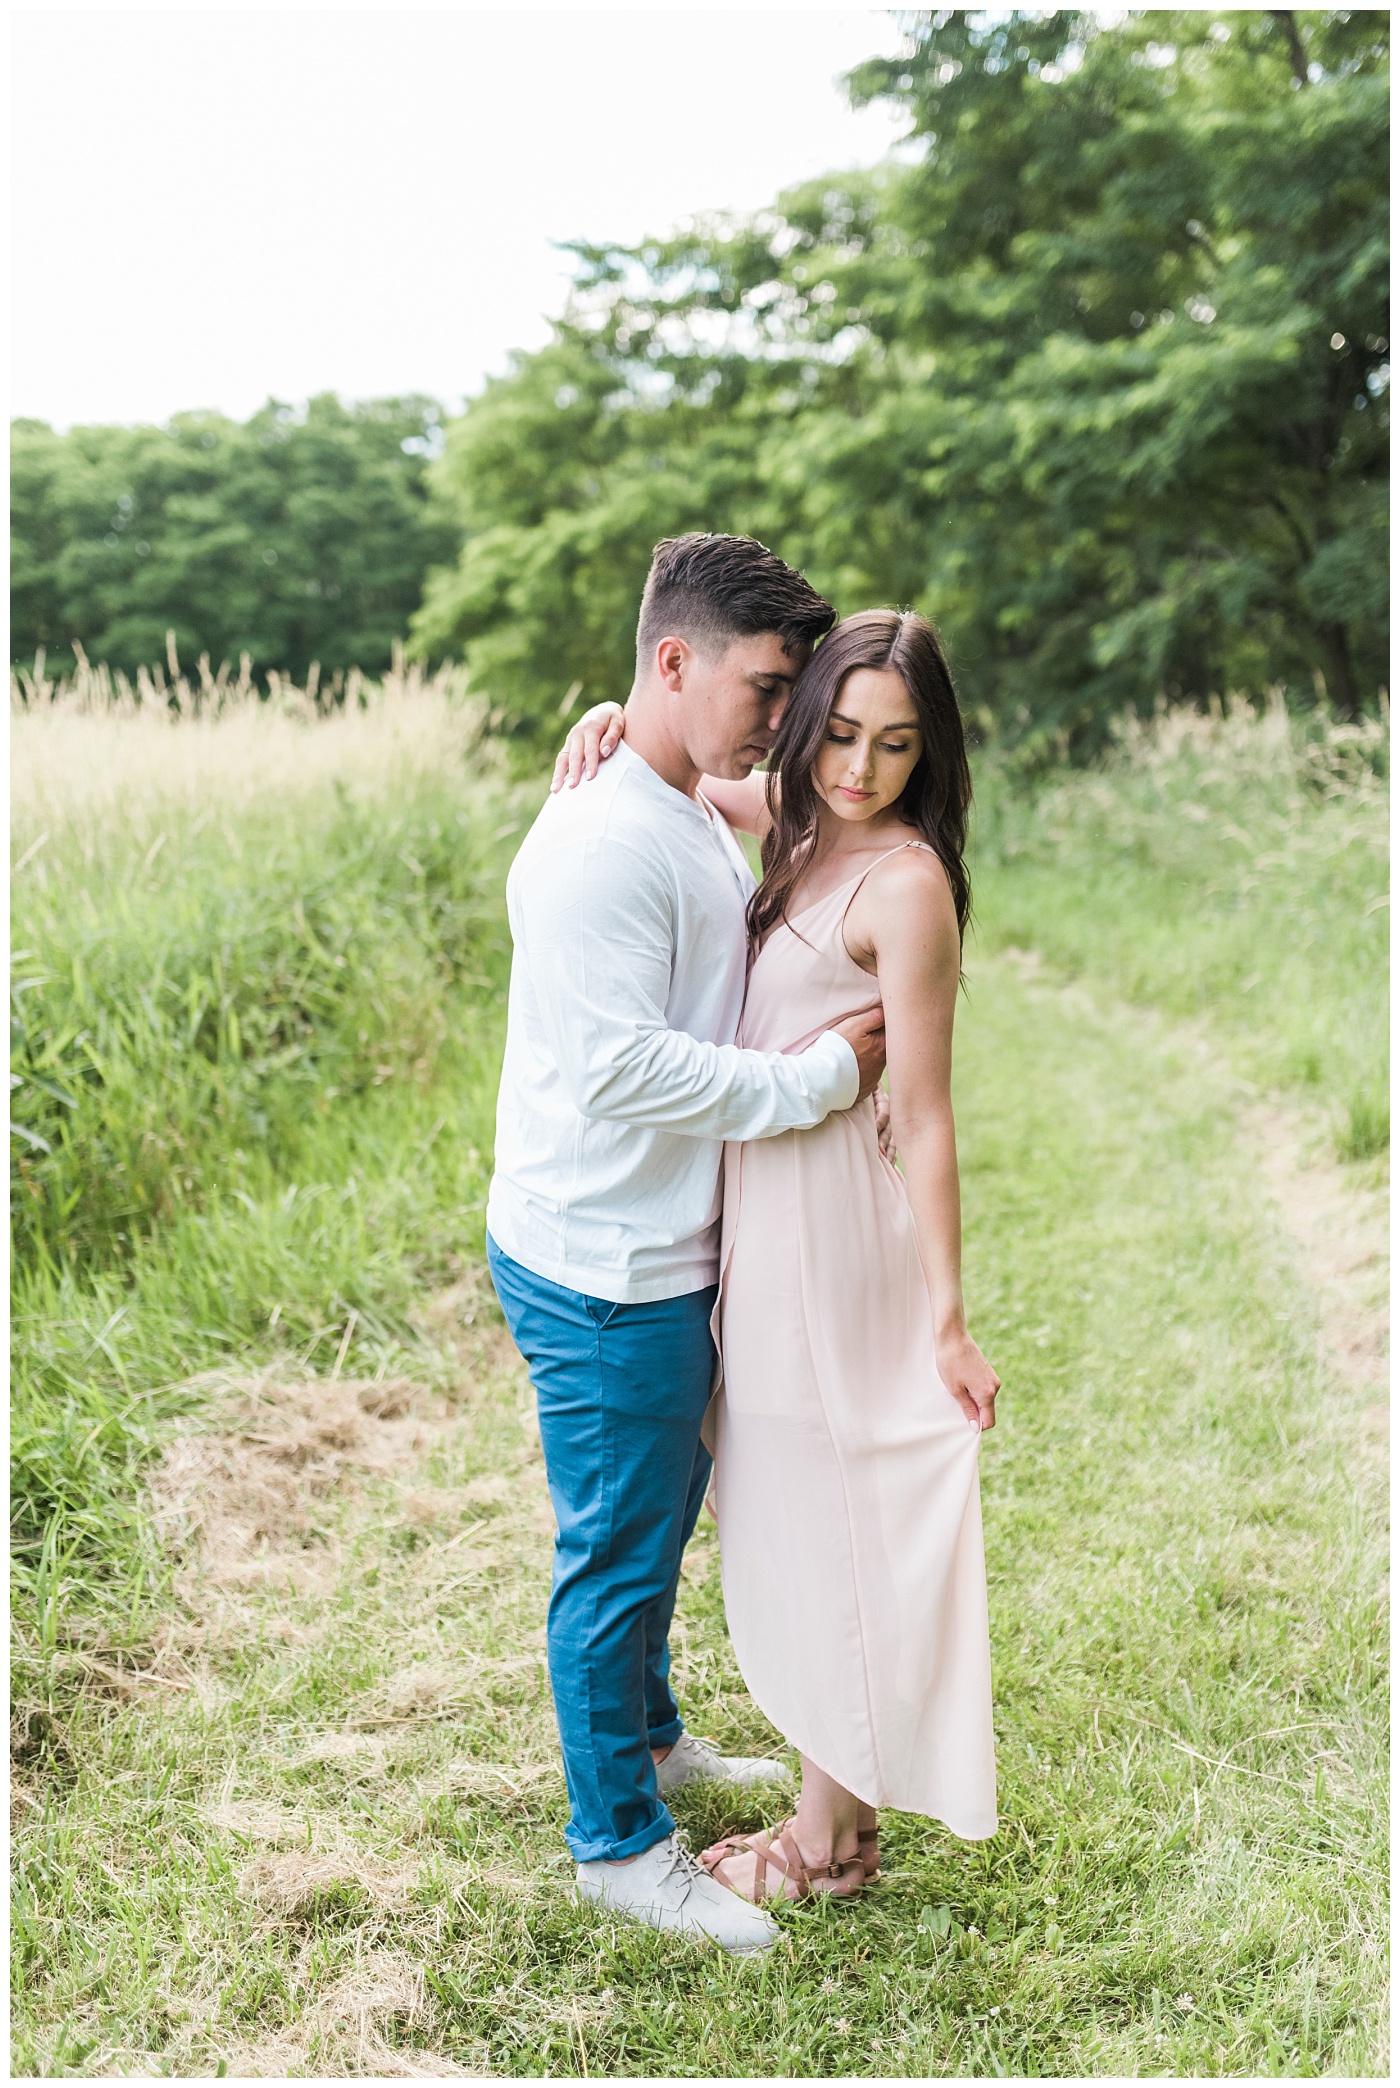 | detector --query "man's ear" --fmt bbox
[654,636,692,693]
